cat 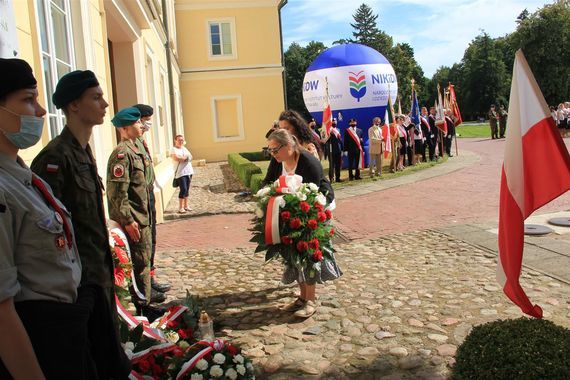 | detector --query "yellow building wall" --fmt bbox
[176,6,282,68]
[181,71,284,161]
